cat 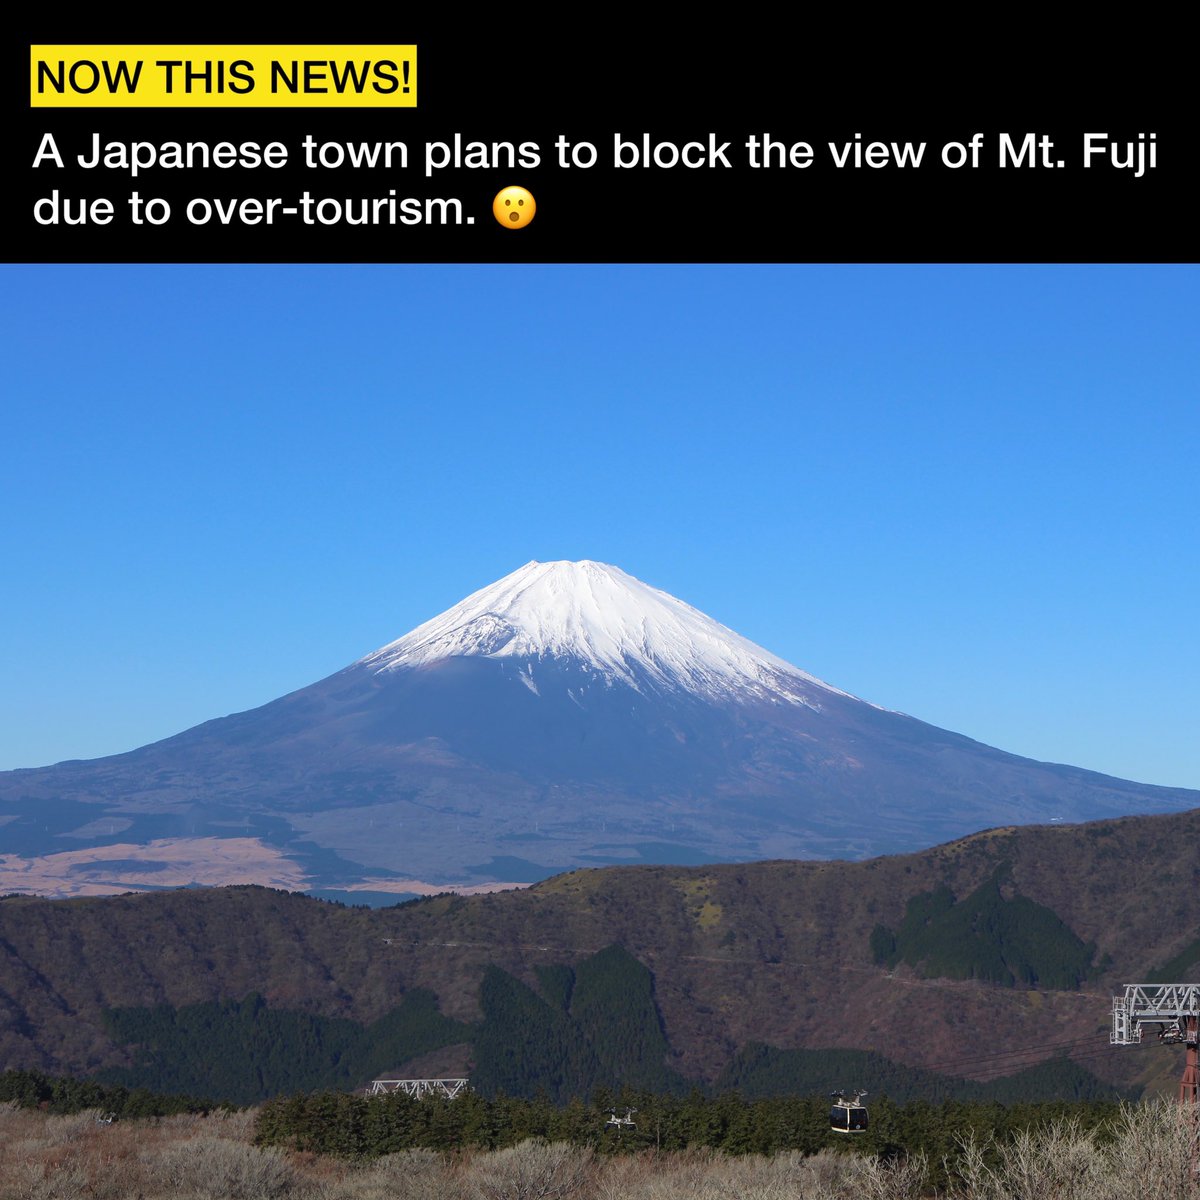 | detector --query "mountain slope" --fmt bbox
[1,560,1196,894]
[2,807,1199,1096]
